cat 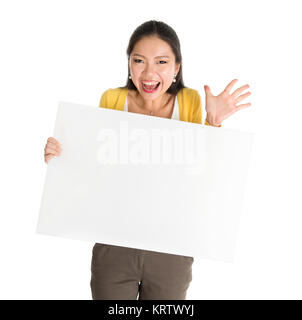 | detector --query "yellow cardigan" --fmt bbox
[98,87,221,127]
